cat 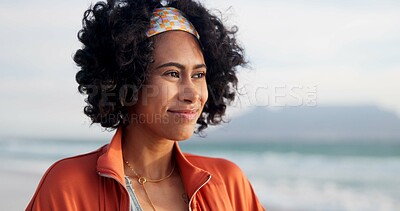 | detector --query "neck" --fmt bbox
[122,124,175,179]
